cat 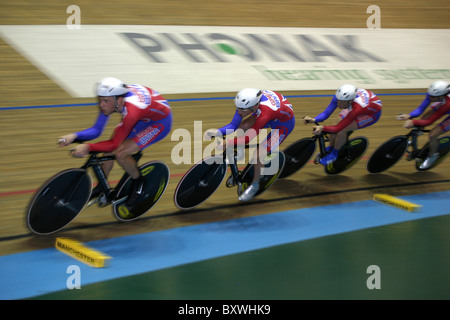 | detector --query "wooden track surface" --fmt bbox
[1,0,449,256]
